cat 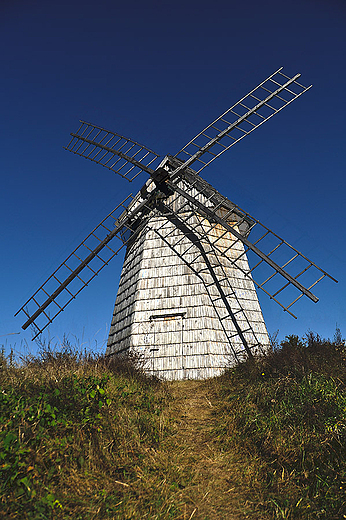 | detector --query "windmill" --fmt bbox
[16,68,337,380]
